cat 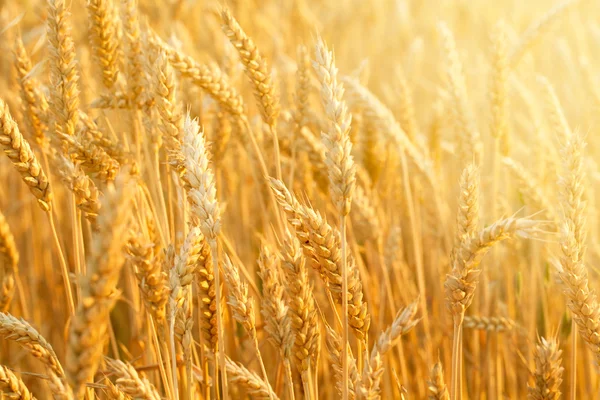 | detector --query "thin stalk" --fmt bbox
[47,211,75,315]
[451,321,464,400]
[241,118,284,234]
[284,359,295,400]
[399,149,432,362]
[71,195,82,304]
[270,124,282,182]
[153,321,176,398]
[210,239,228,400]
[169,315,180,400]
[253,336,272,400]
[572,318,577,400]
[341,215,349,400]
[302,366,313,400]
